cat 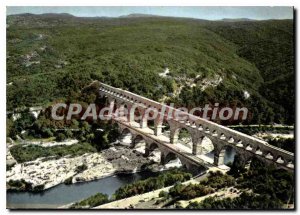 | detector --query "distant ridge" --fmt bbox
[119,13,161,18]
[7,13,292,22]
[220,18,255,22]
[8,13,75,18]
